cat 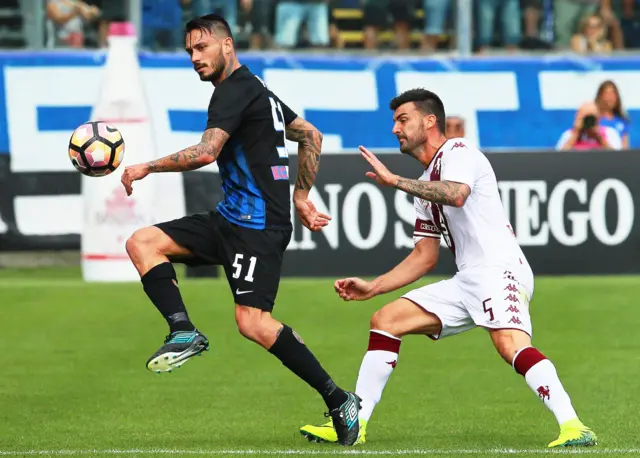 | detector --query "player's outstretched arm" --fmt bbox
[359,145,470,208]
[285,117,331,232]
[121,128,229,195]
[146,128,229,173]
[285,117,322,193]
[394,178,470,208]
[335,237,440,301]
